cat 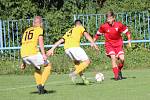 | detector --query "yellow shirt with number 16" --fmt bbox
[21,26,43,57]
